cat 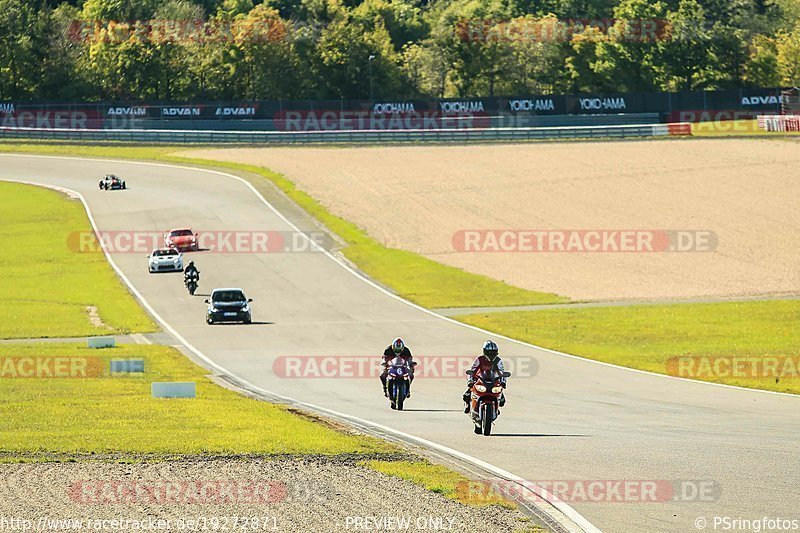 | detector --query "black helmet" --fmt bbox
[482,340,499,361]
[188,261,195,267]
[391,337,405,355]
